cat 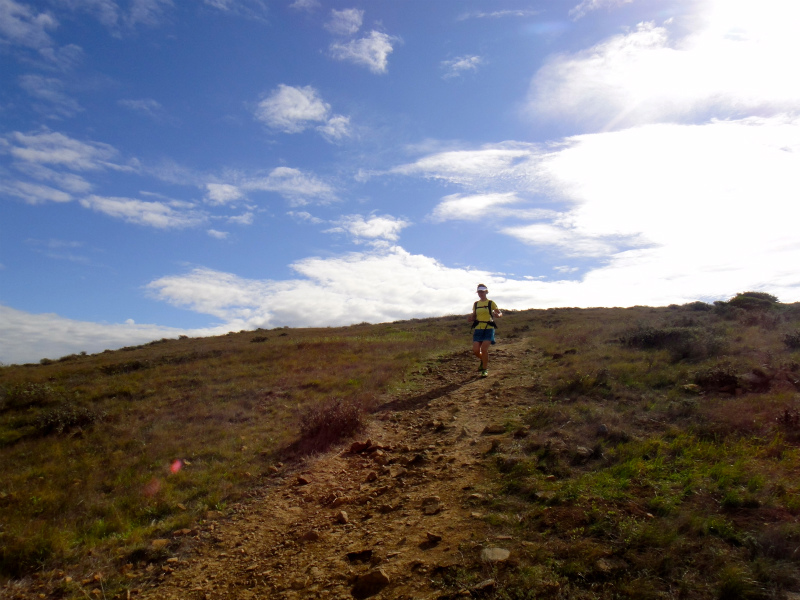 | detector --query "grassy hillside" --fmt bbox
[461,293,800,599]
[0,318,464,585]
[4,292,800,599]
